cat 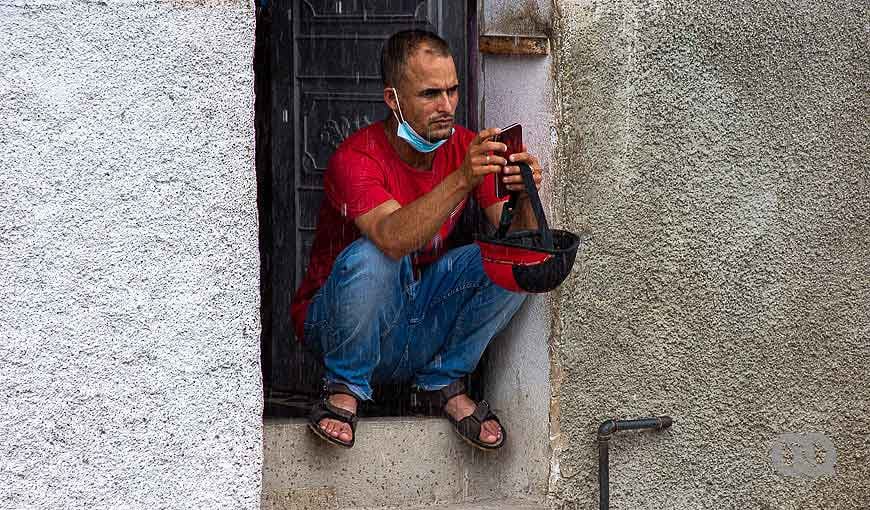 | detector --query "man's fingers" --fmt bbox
[502,163,544,191]
[475,140,508,154]
[502,164,544,178]
[475,153,507,167]
[478,165,505,176]
[505,151,541,167]
[473,127,502,145]
[506,151,527,162]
